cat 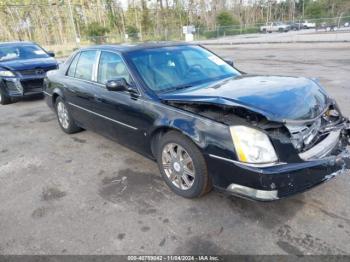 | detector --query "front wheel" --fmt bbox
[0,88,12,105]
[156,131,212,198]
[55,97,81,134]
